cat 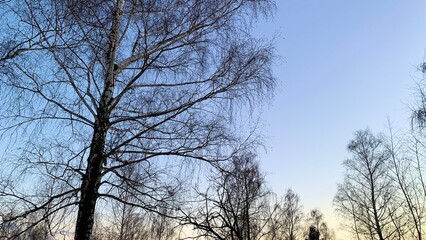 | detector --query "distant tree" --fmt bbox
[384,125,424,240]
[181,153,274,240]
[0,0,277,239]
[24,221,53,240]
[334,129,402,240]
[91,164,180,240]
[334,179,367,240]
[269,189,303,240]
[307,210,323,231]
[283,189,304,240]
[307,226,320,240]
[304,209,334,240]
[318,222,334,240]
[0,213,54,240]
